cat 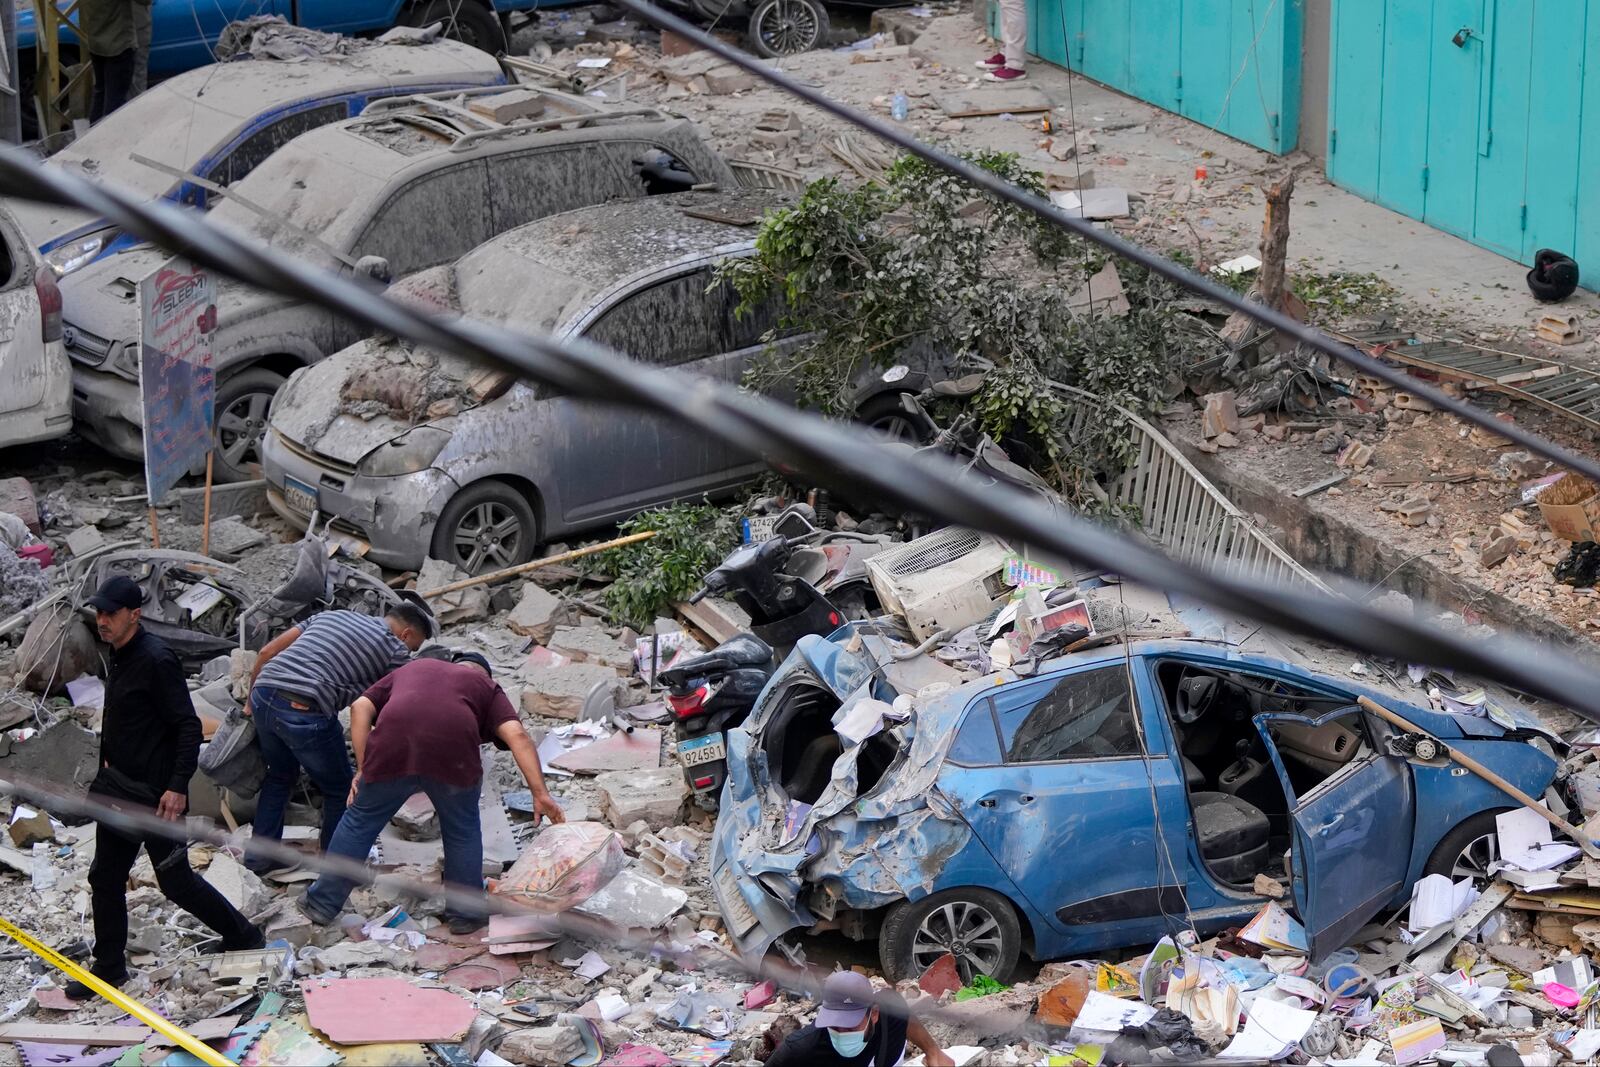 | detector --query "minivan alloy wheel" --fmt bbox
[912,900,1006,984]
[217,391,270,469]
[453,501,525,573]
